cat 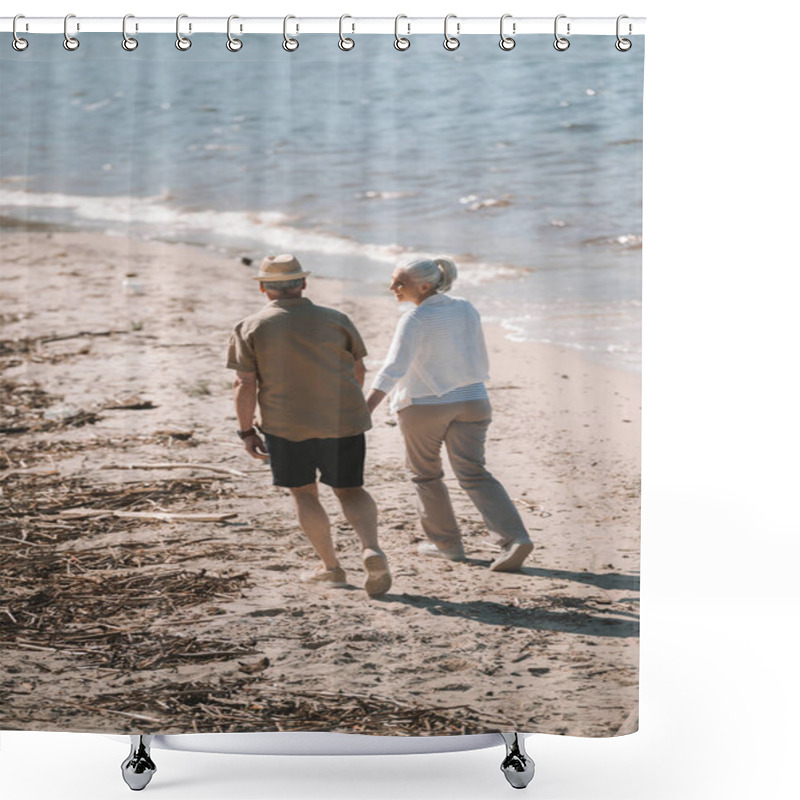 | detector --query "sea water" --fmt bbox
[0,34,643,371]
